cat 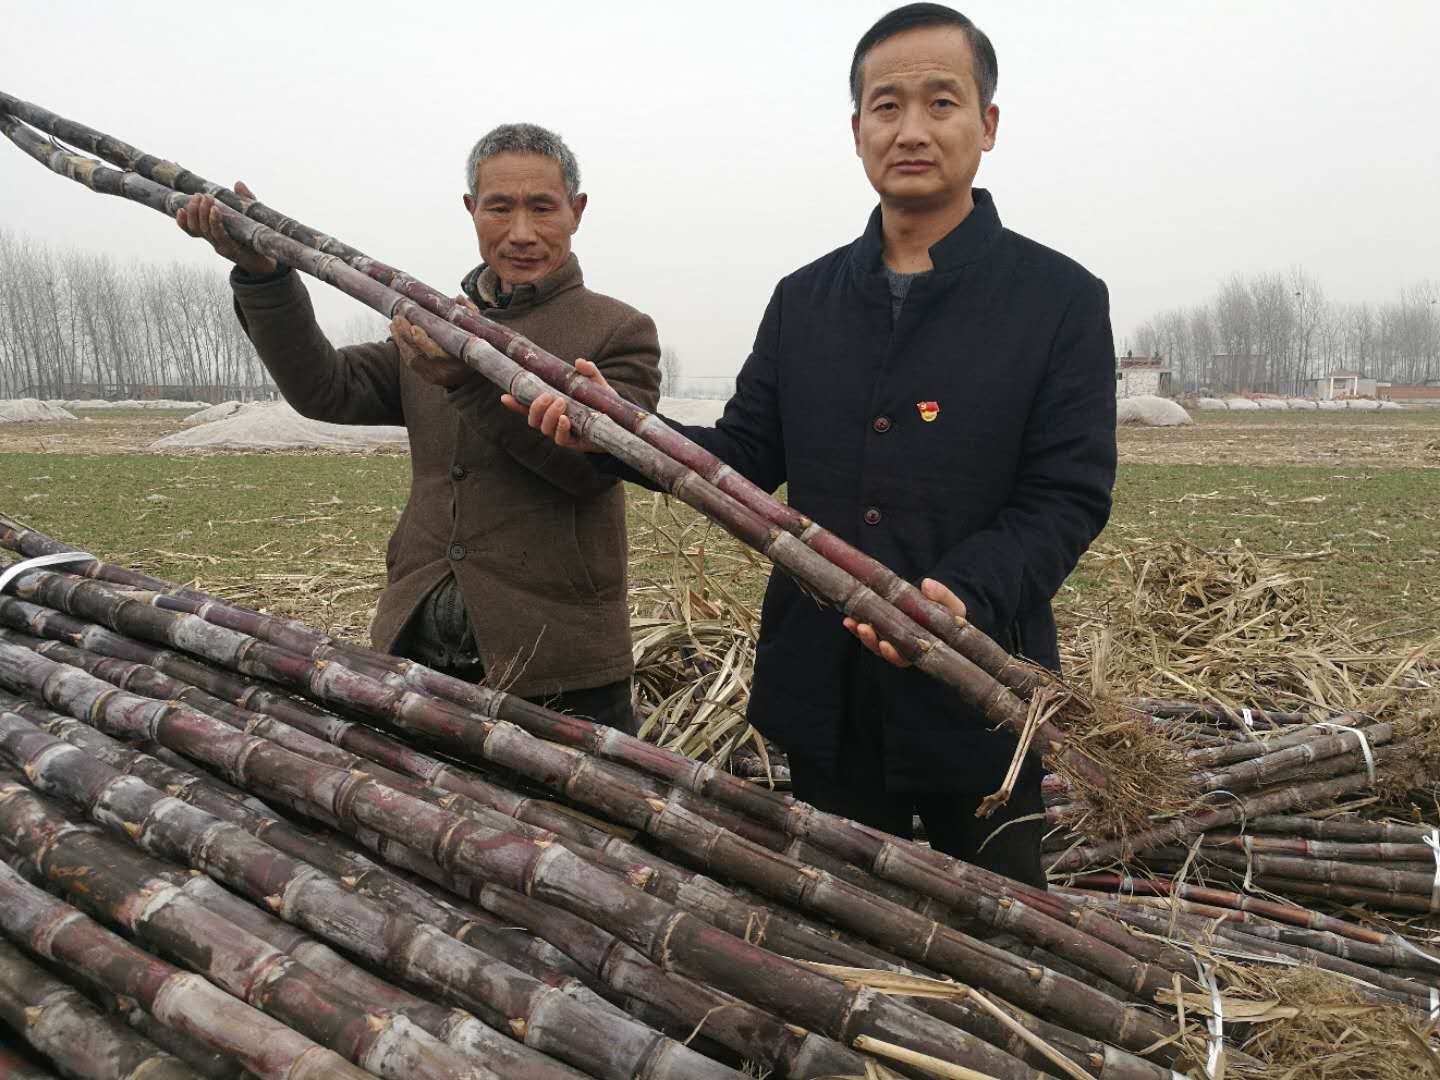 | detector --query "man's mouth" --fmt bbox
[893,160,936,173]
